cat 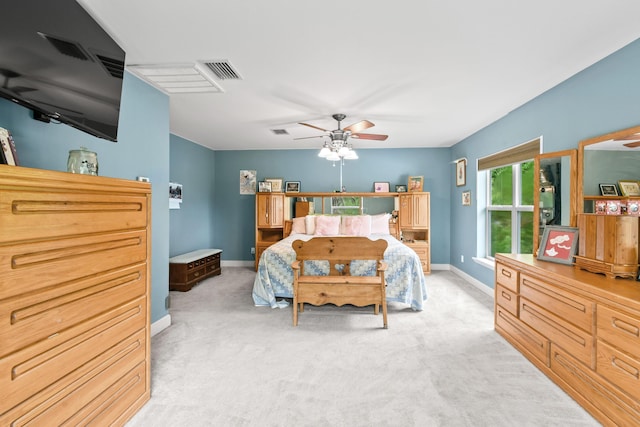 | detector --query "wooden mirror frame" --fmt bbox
[533,149,577,257]
[577,124,640,215]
